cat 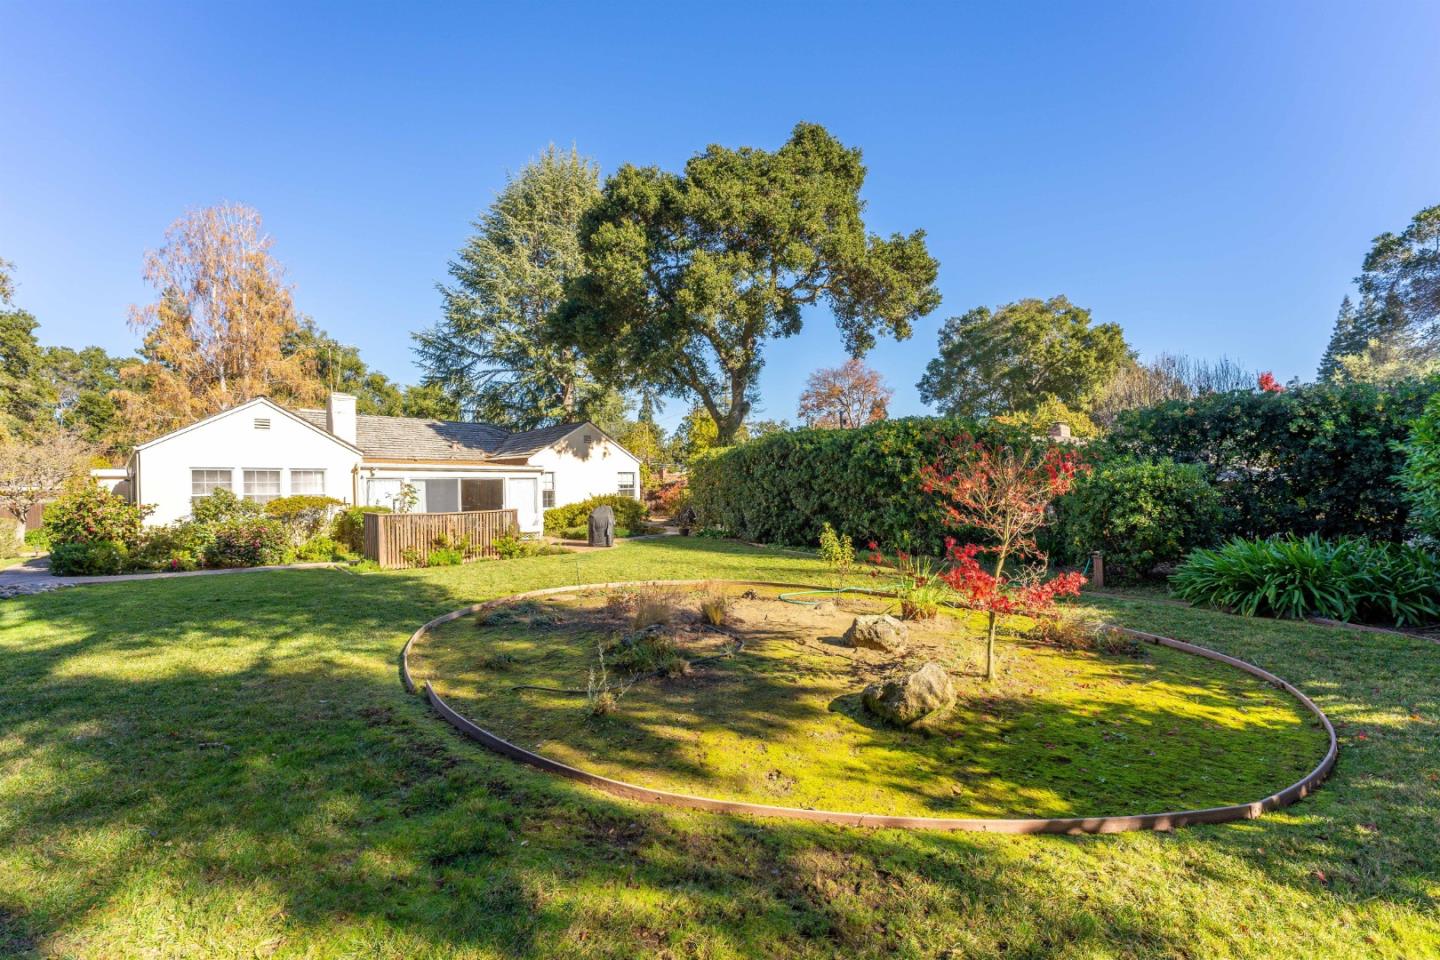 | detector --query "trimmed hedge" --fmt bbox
[1400,385,1440,542]
[1106,380,1438,541]
[1047,458,1222,580]
[689,417,1028,556]
[543,495,646,534]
